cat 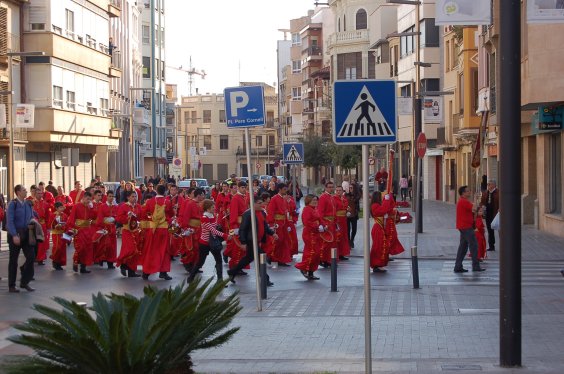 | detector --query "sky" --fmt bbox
[165,0,315,98]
